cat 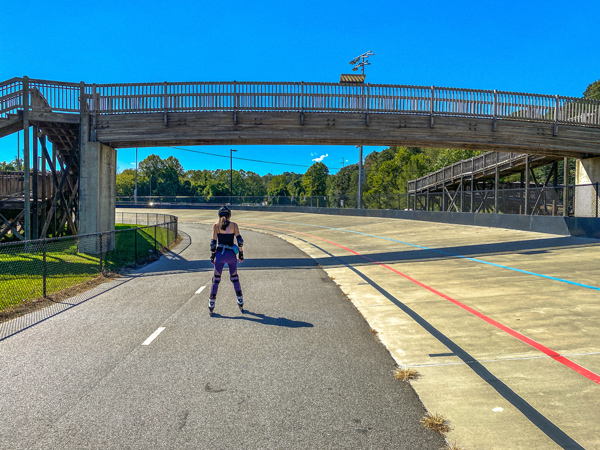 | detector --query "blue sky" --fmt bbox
[1,0,599,175]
